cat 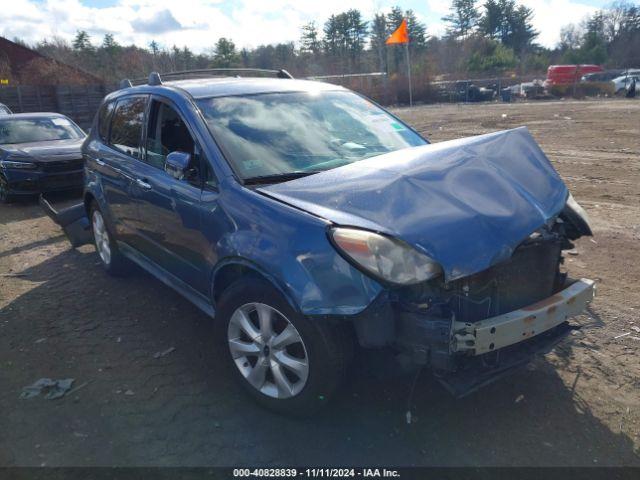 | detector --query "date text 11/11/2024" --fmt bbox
[233,468,401,478]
